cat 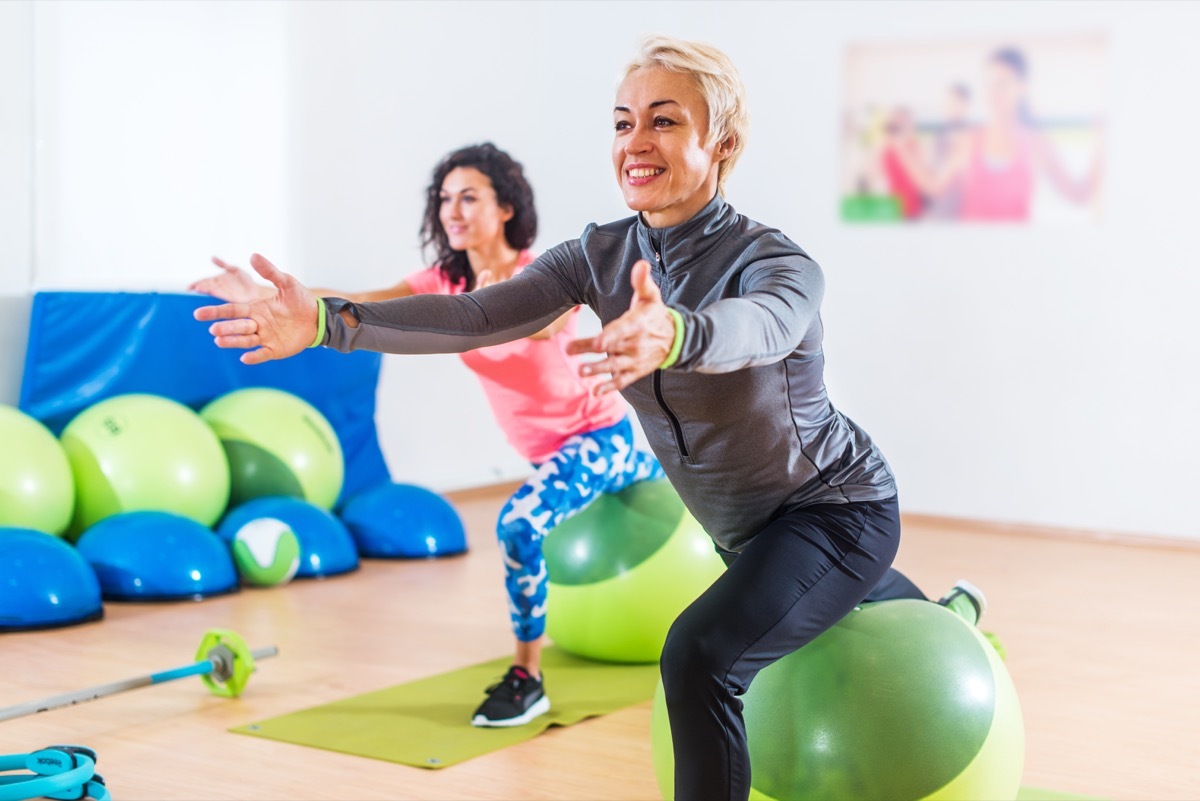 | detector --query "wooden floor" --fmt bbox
[2,486,1197,800]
